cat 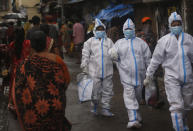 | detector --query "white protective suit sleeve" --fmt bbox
[81,39,91,69]
[109,39,114,50]
[108,45,119,61]
[189,36,193,64]
[112,41,121,61]
[146,40,165,77]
